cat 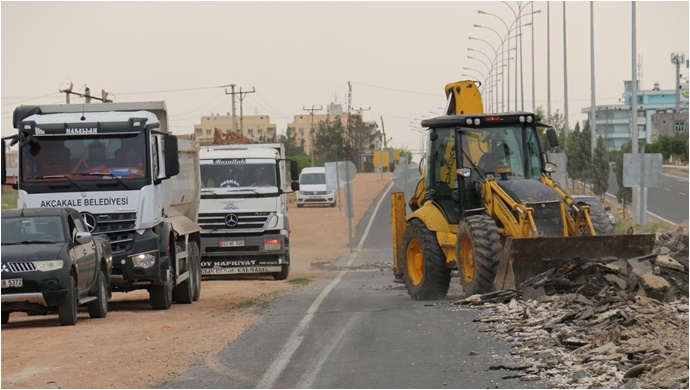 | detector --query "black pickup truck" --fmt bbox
[1,208,113,326]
